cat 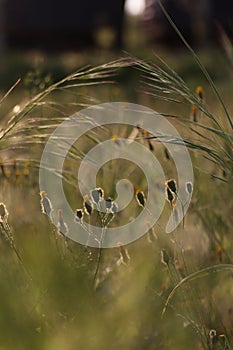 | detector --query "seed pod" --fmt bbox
[83,194,93,215]
[166,187,174,206]
[166,179,177,195]
[105,197,113,211]
[209,329,217,346]
[40,191,53,217]
[135,189,146,207]
[0,203,8,221]
[110,201,118,214]
[90,187,104,204]
[75,209,84,222]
